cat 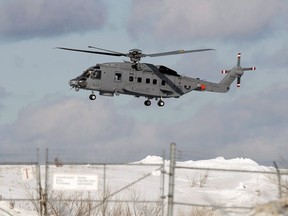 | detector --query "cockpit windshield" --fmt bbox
[81,65,101,79]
